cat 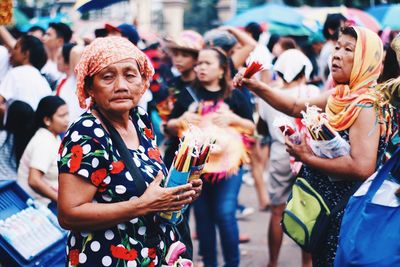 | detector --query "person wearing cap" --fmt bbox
[204,26,257,77]
[105,23,141,46]
[161,30,204,168]
[104,23,122,37]
[157,31,204,260]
